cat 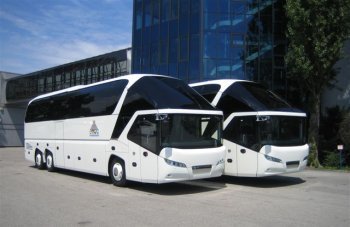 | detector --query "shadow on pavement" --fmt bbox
[30,165,111,184]
[127,177,226,195]
[209,175,306,188]
[31,165,226,195]
[30,164,304,192]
